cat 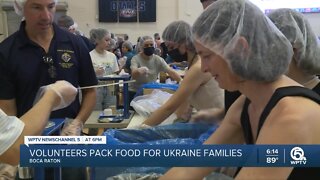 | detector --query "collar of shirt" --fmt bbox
[16,21,70,49]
